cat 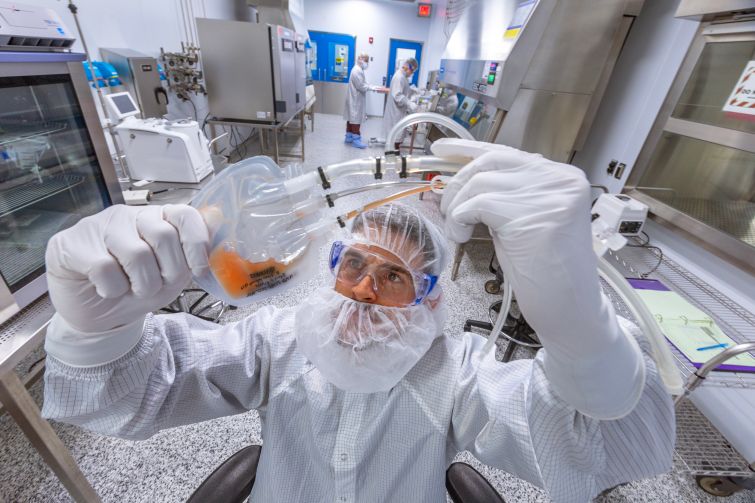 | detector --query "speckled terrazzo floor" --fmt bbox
[1,113,752,503]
